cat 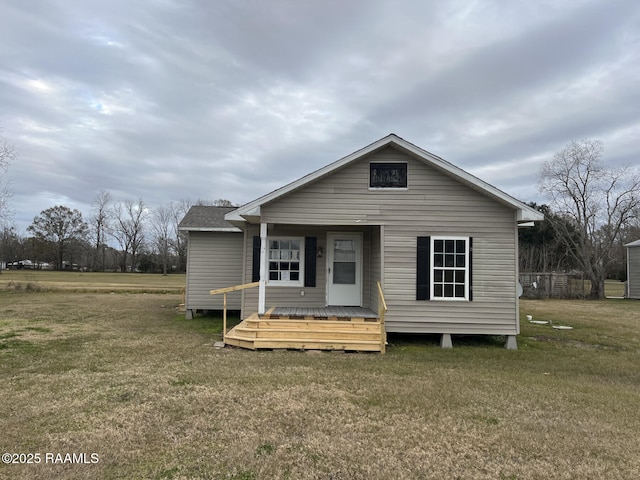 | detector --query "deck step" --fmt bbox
[224,336,382,352]
[225,313,385,353]
[232,327,380,341]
